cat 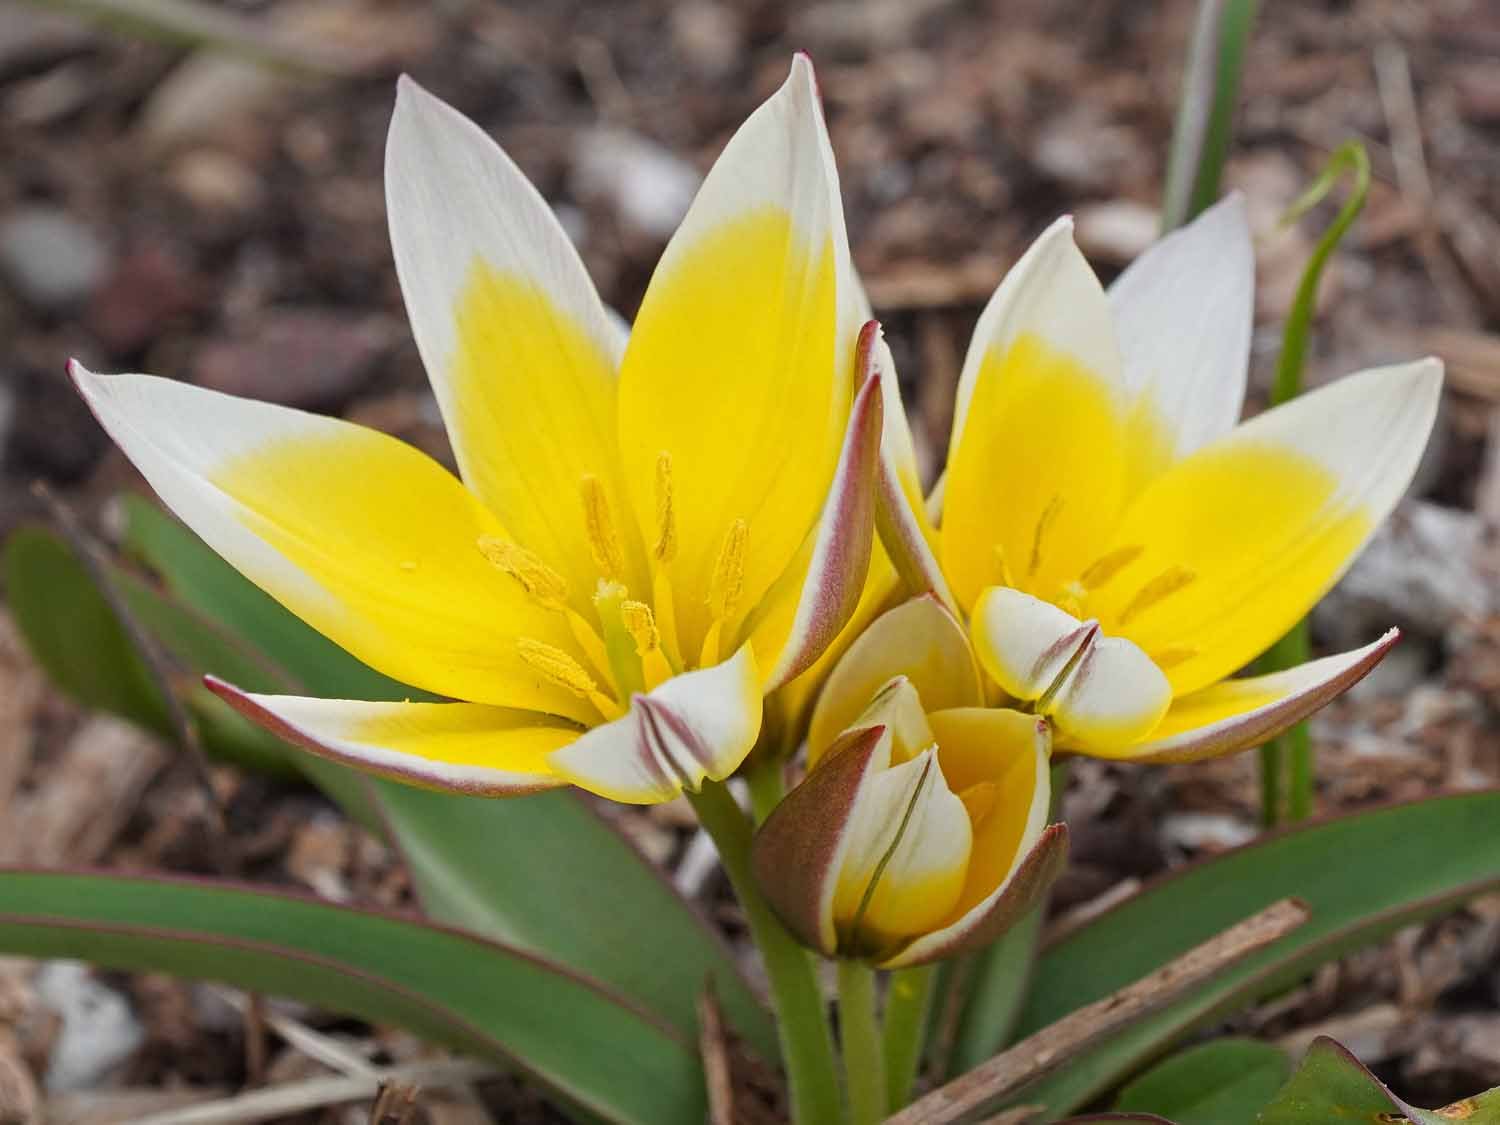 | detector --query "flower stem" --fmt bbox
[837,959,886,1125]
[882,962,937,1108]
[744,756,787,826]
[687,781,842,1124]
